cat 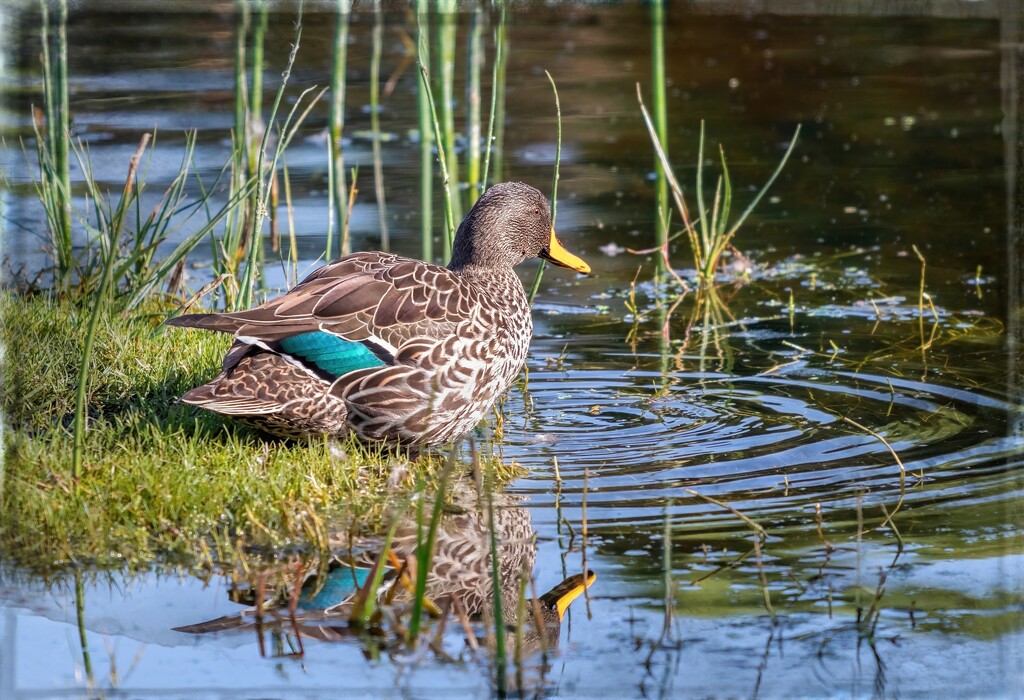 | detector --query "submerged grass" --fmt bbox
[0,294,500,572]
